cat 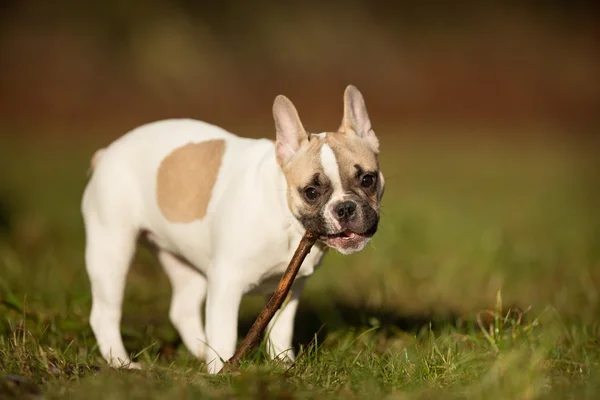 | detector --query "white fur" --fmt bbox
[82,119,326,373]
[320,143,343,194]
[320,141,345,232]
